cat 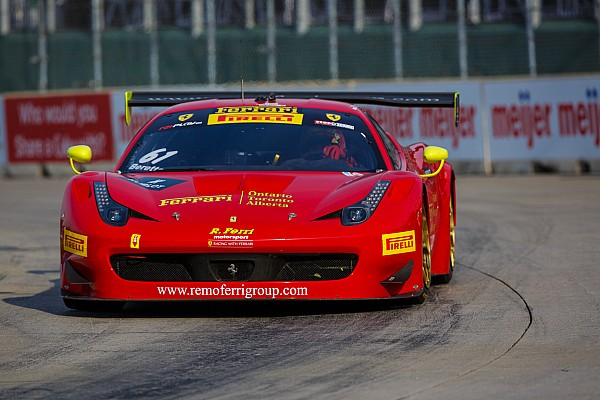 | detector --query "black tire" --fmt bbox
[63,298,125,312]
[433,200,455,285]
[413,205,432,304]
